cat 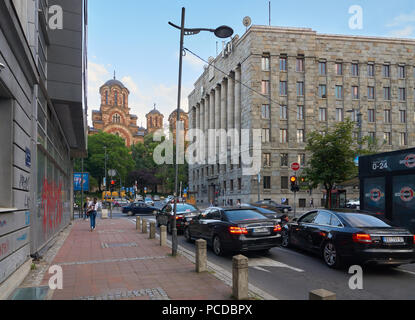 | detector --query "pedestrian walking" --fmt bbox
[83,197,90,220]
[89,198,100,232]
[310,198,314,208]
